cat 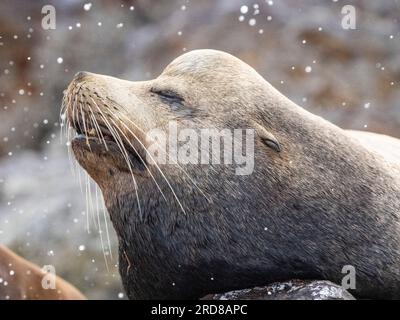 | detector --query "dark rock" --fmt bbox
[206,280,355,300]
